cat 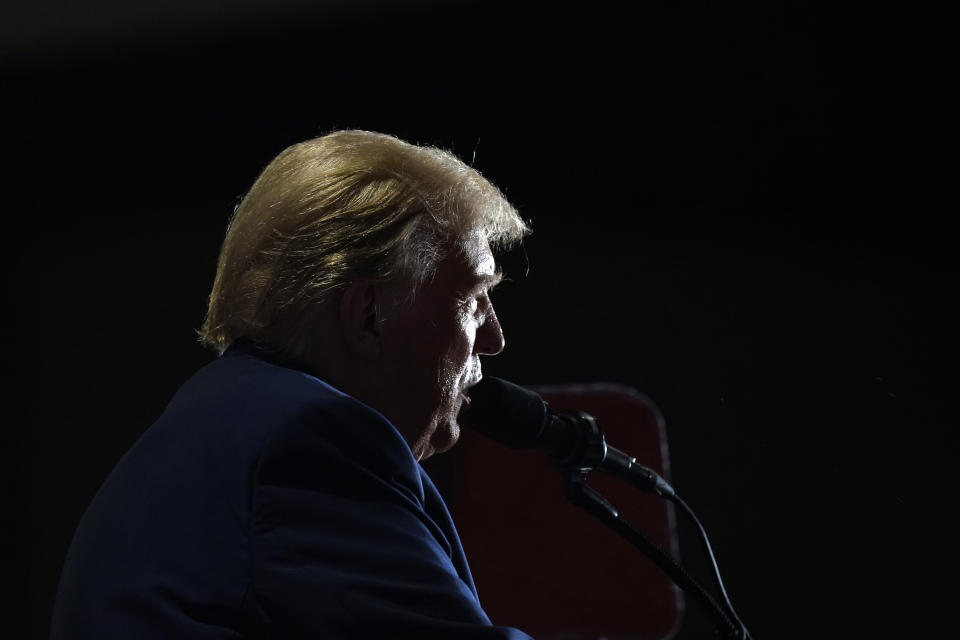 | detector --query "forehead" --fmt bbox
[432,232,499,295]
[459,232,497,278]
